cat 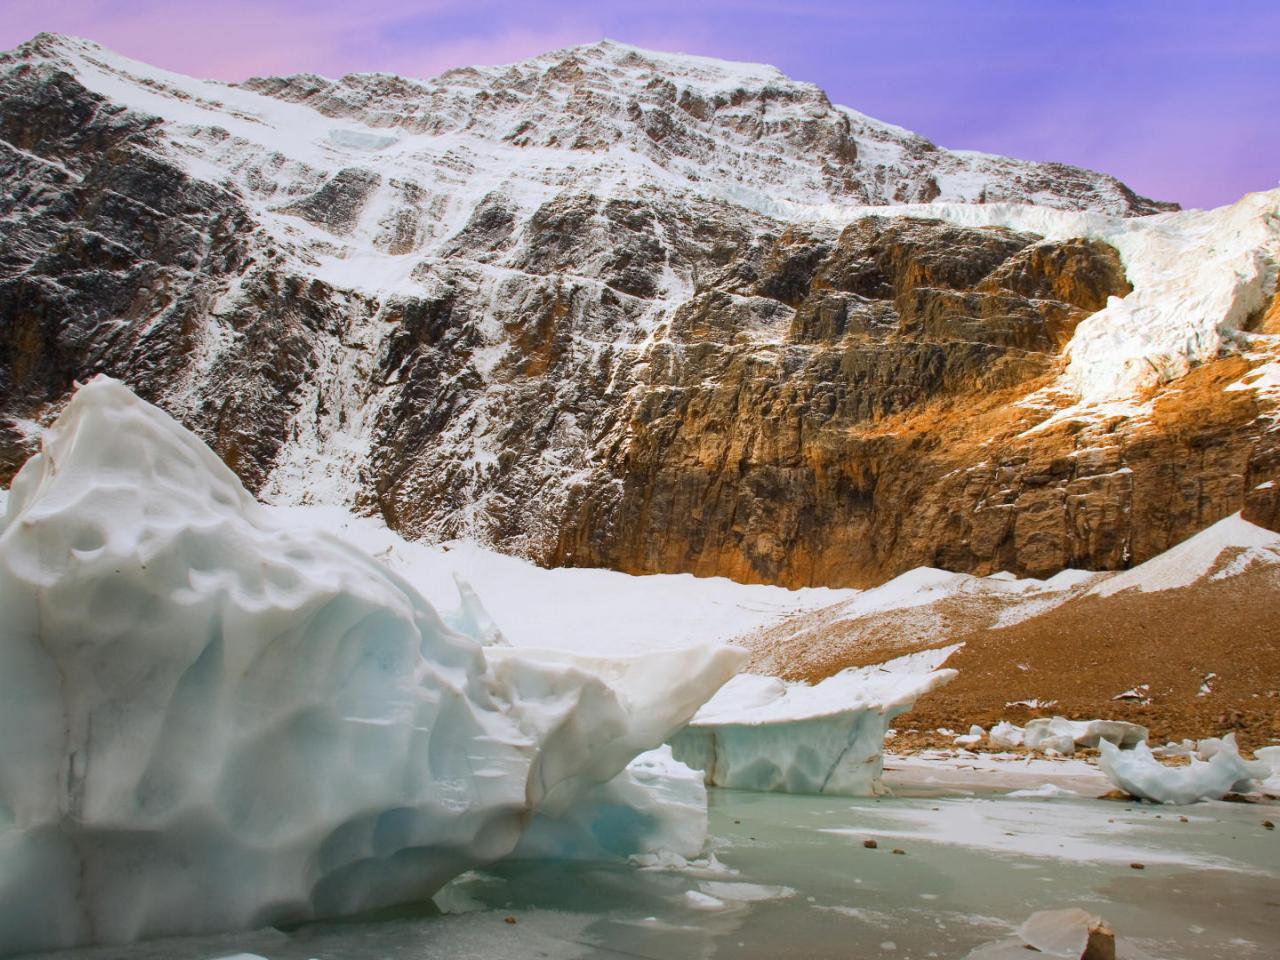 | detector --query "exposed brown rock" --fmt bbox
[1082,920,1116,960]
[746,538,1280,749]
[1252,287,1280,334]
